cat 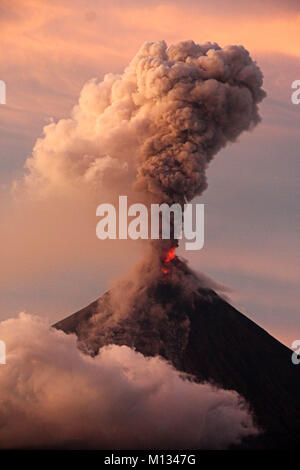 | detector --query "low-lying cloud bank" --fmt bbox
[0,313,257,449]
